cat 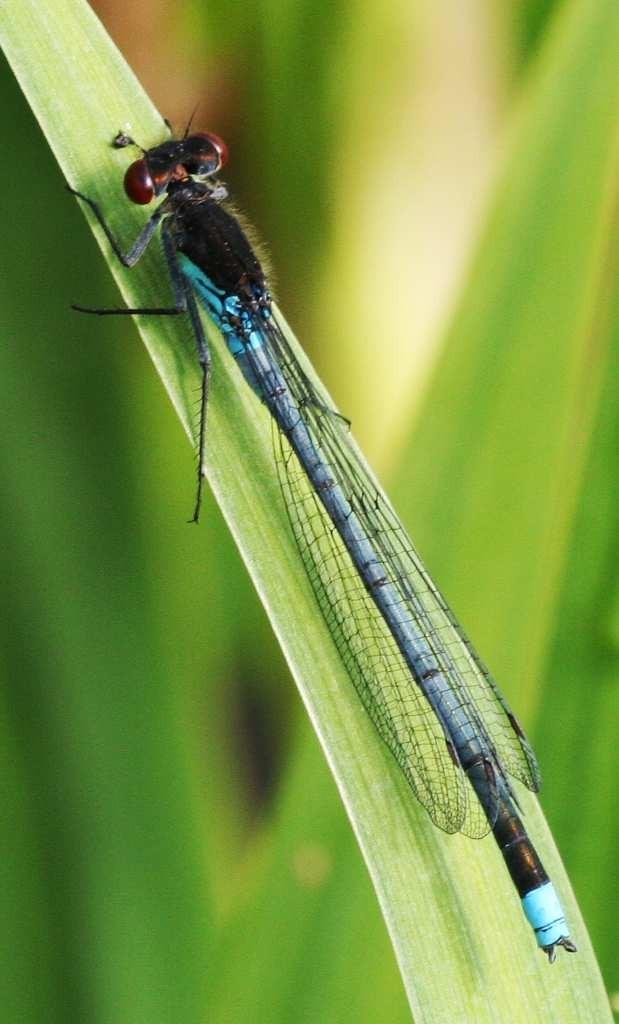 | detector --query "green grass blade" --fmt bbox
[0,0,613,1021]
